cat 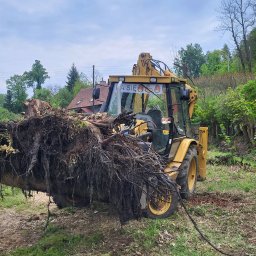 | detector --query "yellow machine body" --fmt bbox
[107,53,208,218]
[108,53,208,182]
